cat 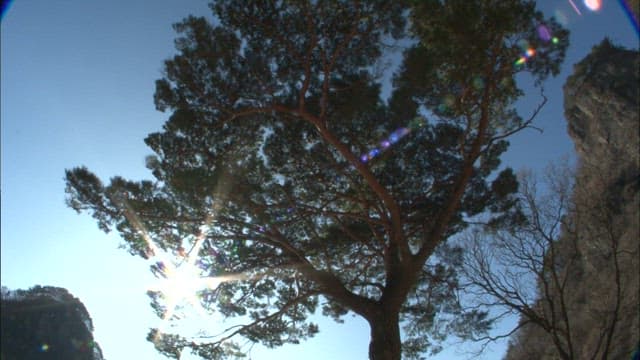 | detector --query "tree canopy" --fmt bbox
[65,1,568,359]
[1,286,104,360]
